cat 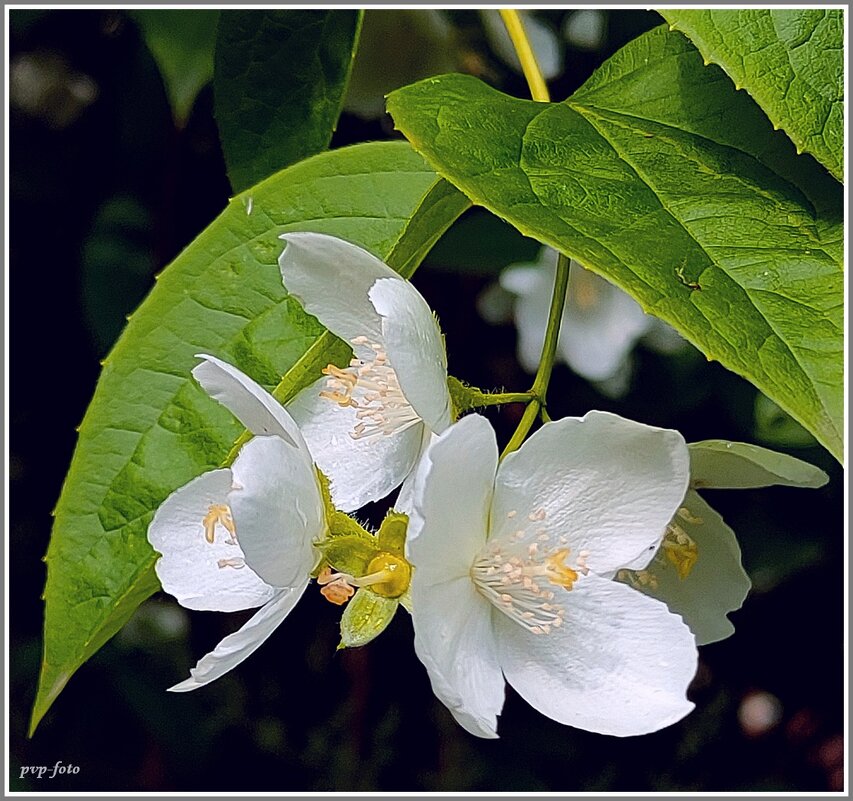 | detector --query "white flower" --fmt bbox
[279,232,452,512]
[407,411,698,738]
[497,247,684,396]
[148,355,325,691]
[619,441,829,645]
[563,9,607,52]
